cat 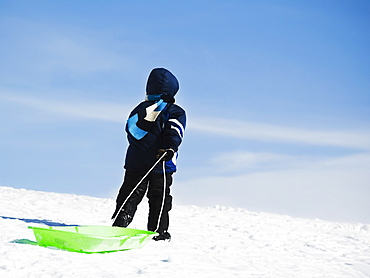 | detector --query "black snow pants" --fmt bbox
[112,169,173,234]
